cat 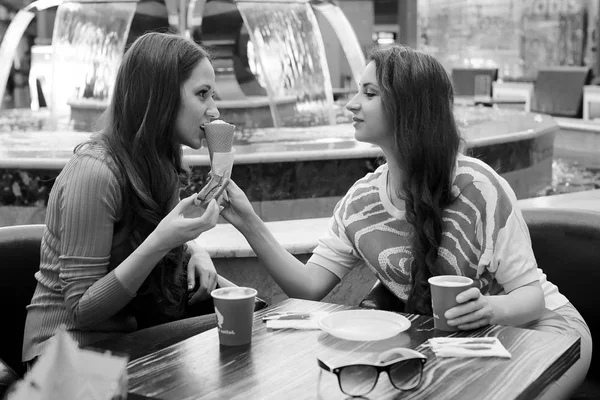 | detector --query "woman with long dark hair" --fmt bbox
[23,32,222,363]
[222,45,591,399]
